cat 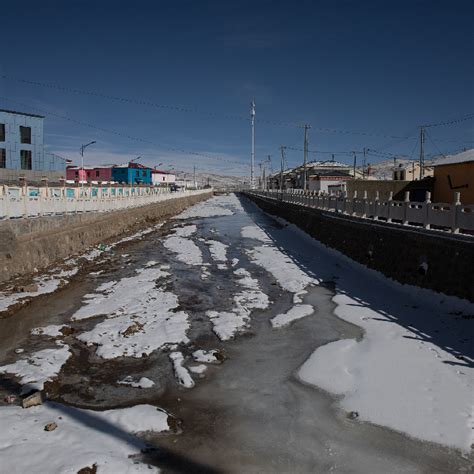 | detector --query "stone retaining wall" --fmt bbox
[245,193,474,302]
[0,191,212,283]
